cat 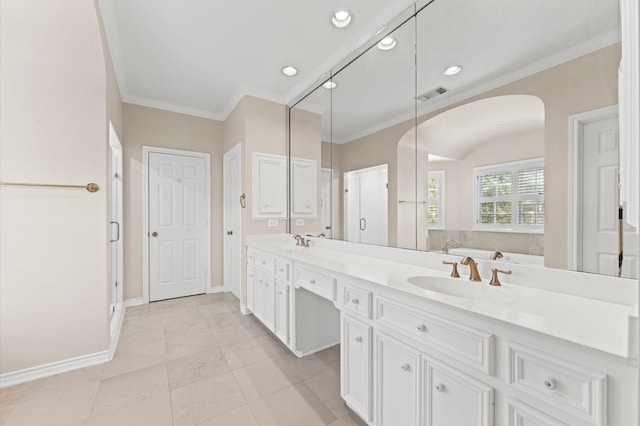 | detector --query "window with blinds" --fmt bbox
[427,170,445,229]
[474,158,544,232]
